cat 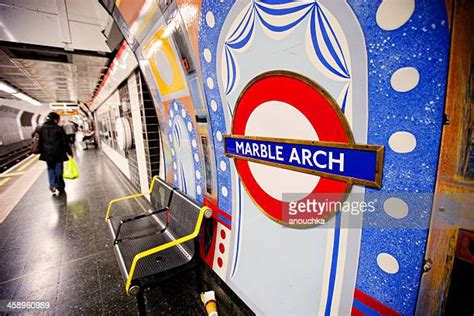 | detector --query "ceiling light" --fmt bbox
[0,81,17,94]
[12,92,42,106]
[0,81,41,106]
